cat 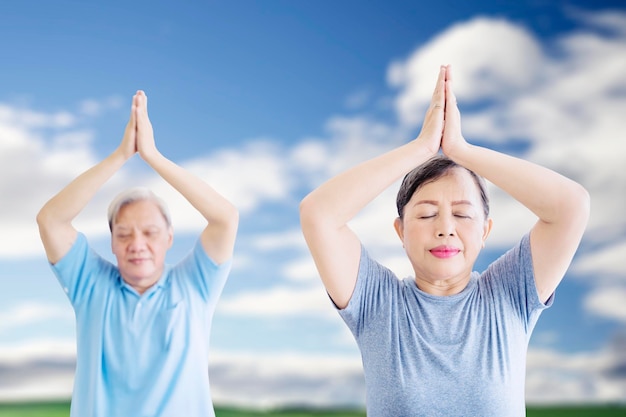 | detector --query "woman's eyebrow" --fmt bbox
[452,200,473,206]
[413,199,473,206]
